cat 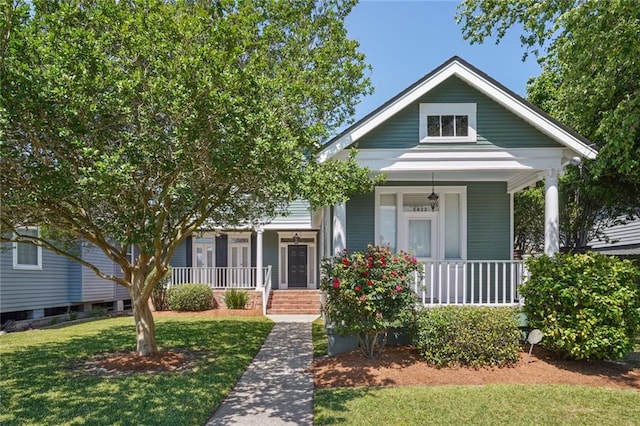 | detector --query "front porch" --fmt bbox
[413,260,525,306]
[171,266,272,289]
[170,266,273,315]
[170,259,526,309]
